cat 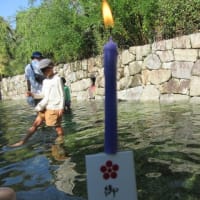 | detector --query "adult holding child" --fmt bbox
[10,59,65,147]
